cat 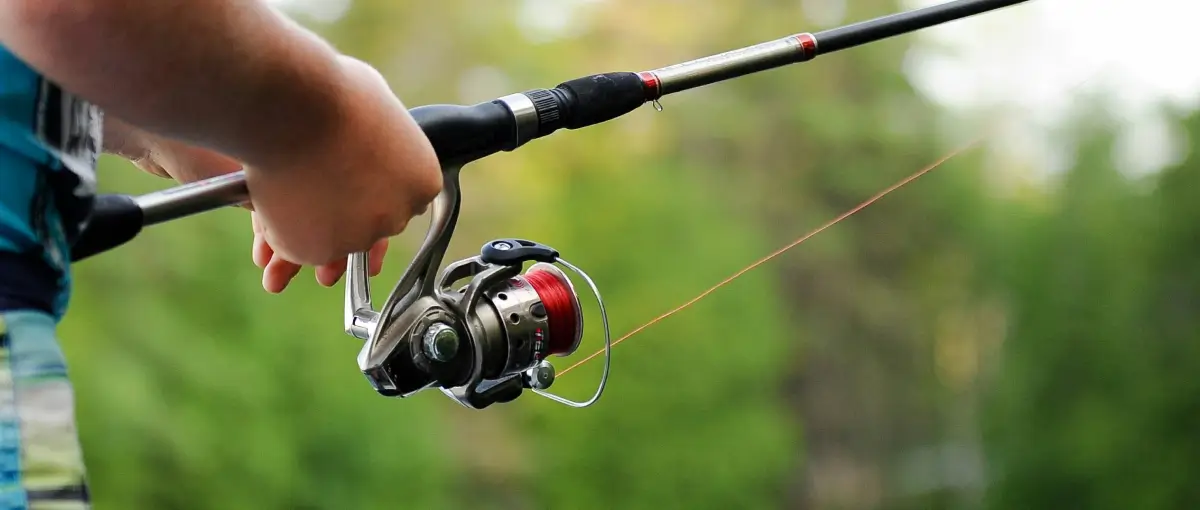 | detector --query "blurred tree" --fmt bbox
[653,0,1008,508]
[1139,109,1200,510]
[980,102,1151,510]
[981,100,1200,510]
